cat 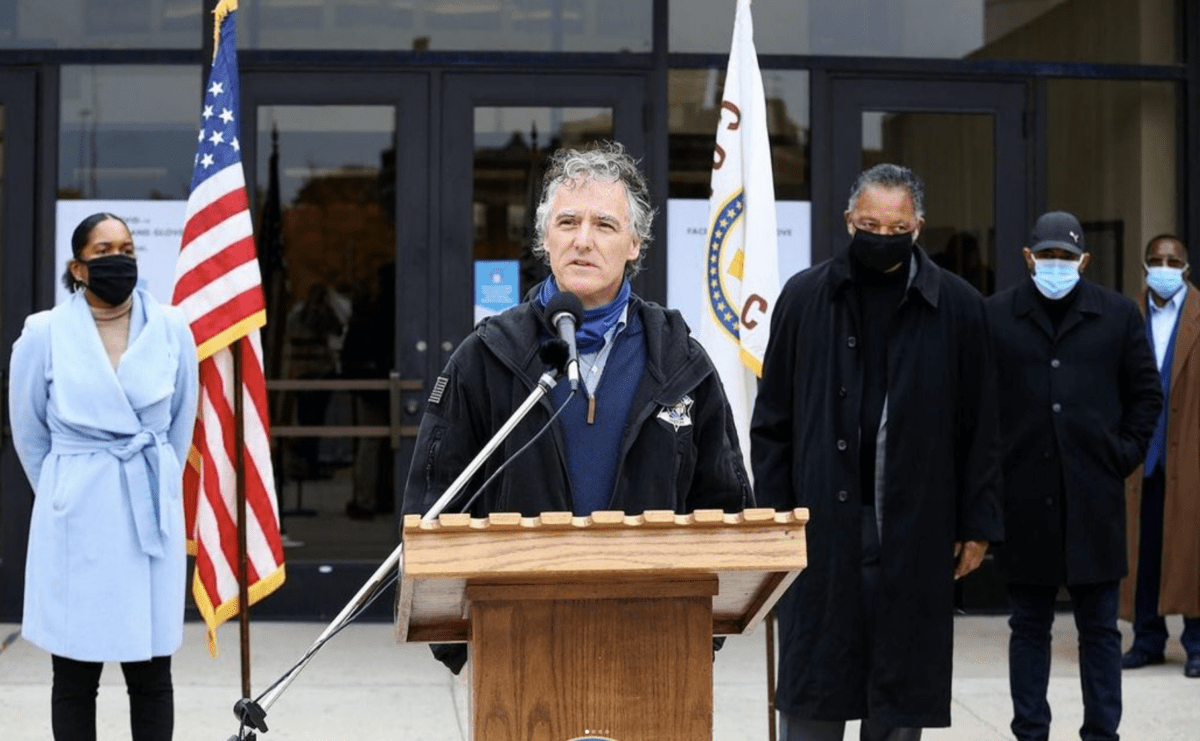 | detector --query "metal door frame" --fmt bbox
[1,68,45,620]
